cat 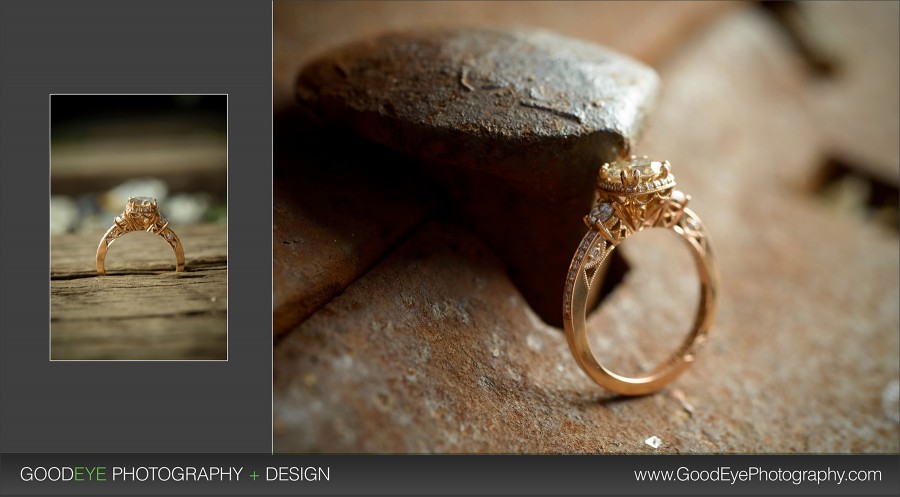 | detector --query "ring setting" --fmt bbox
[563,156,719,395]
[95,196,185,275]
